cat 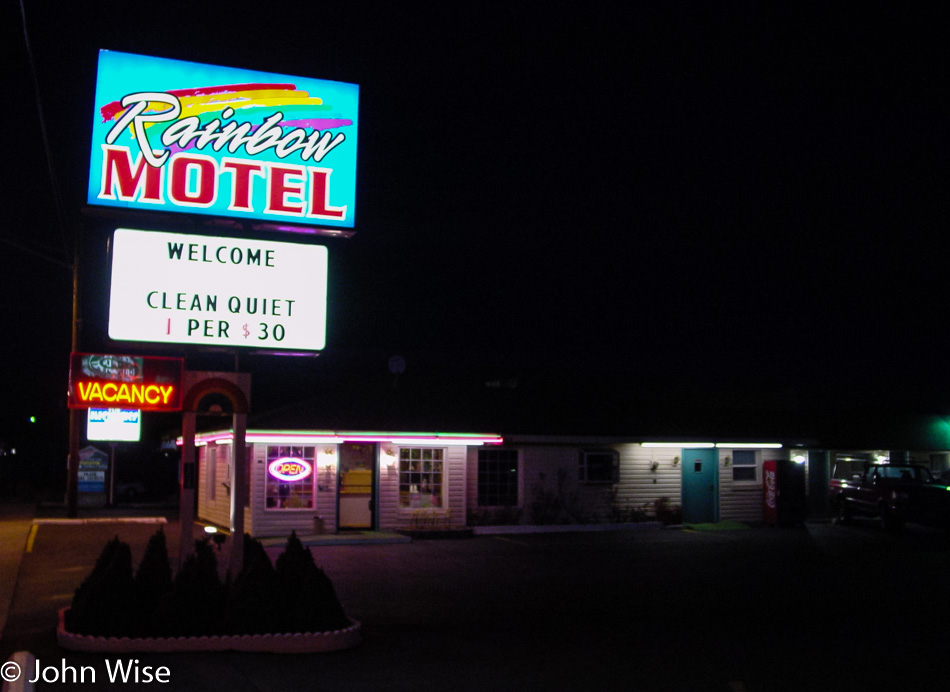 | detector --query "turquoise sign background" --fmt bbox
[88,50,359,229]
